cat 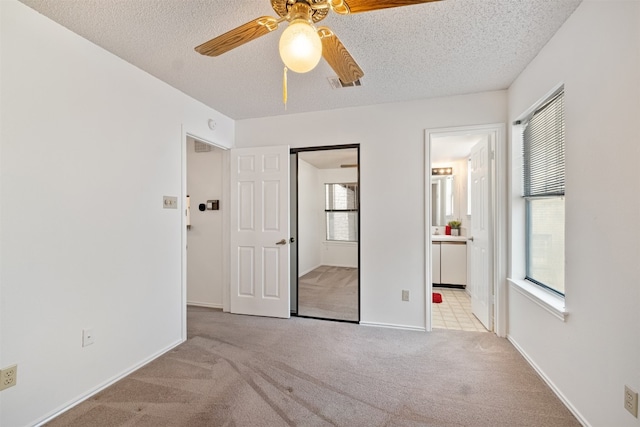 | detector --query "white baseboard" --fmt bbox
[187,301,223,309]
[322,262,358,269]
[360,321,426,332]
[507,335,589,427]
[298,263,322,277]
[298,263,358,277]
[34,338,184,426]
